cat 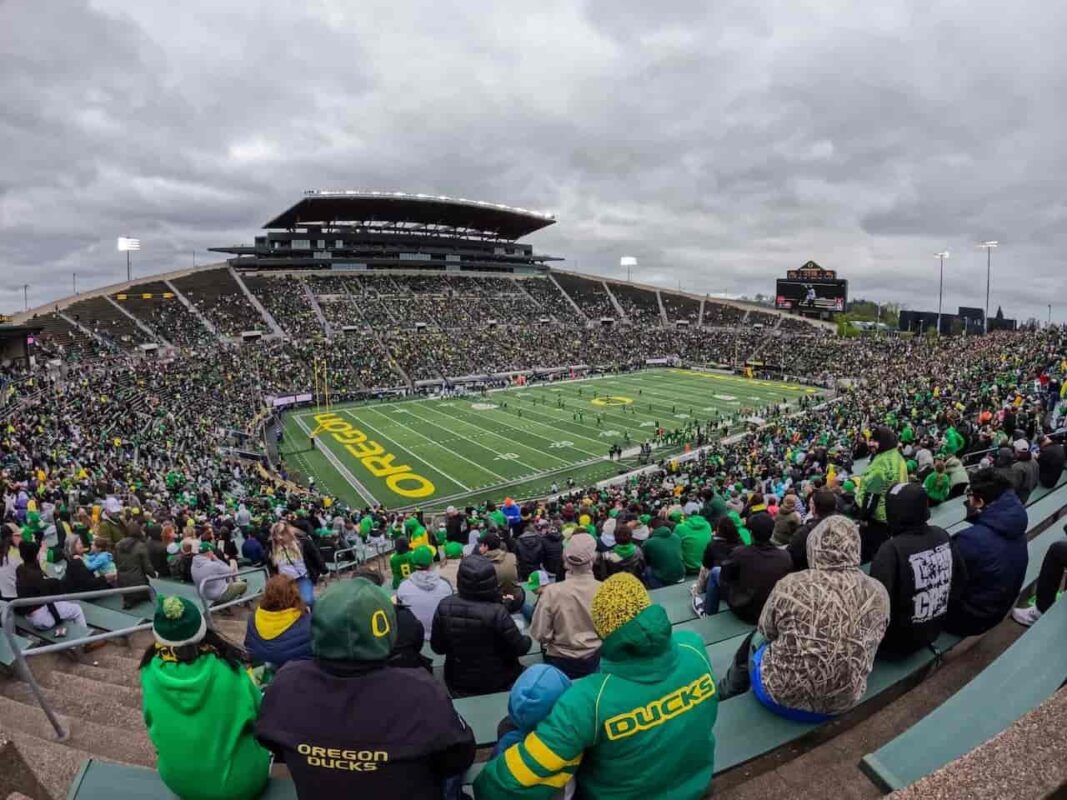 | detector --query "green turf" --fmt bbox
[279,368,819,511]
